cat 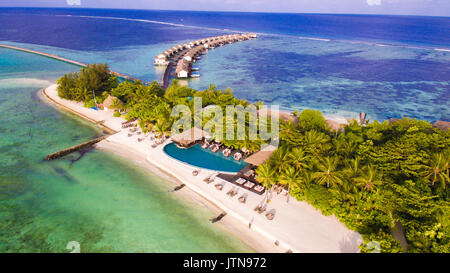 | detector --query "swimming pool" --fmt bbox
[163,143,248,173]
